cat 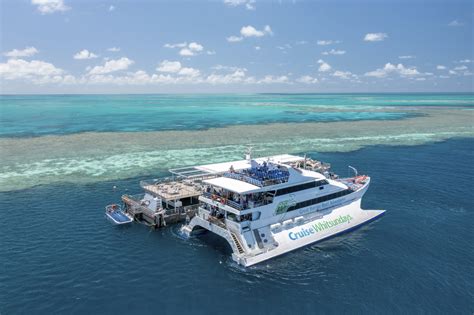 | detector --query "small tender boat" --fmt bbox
[105,204,133,225]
